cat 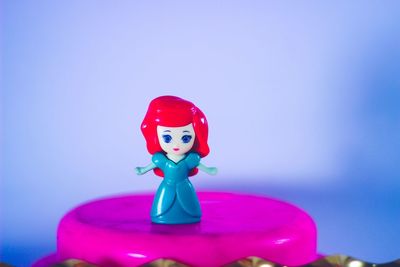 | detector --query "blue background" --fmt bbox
[2,1,400,266]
